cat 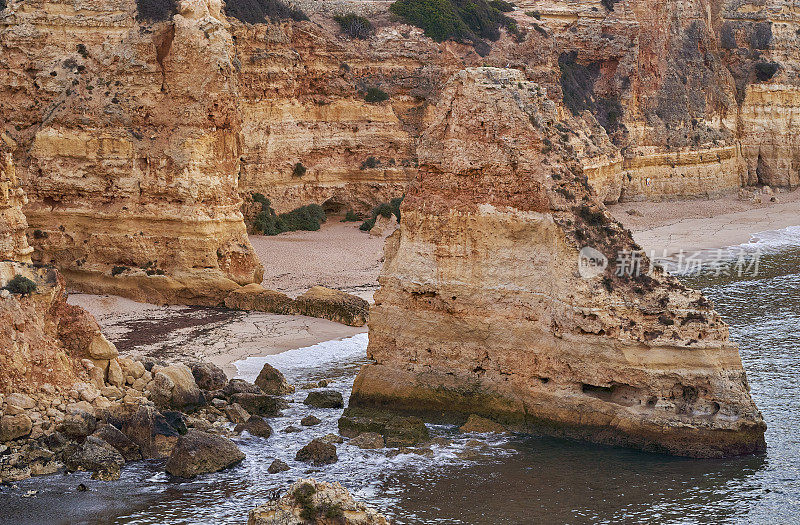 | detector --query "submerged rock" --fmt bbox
[350,68,766,458]
[165,430,245,478]
[303,390,344,409]
[338,408,429,448]
[254,363,294,395]
[248,478,390,524]
[459,415,507,434]
[300,415,321,427]
[295,438,338,465]
[349,432,385,450]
